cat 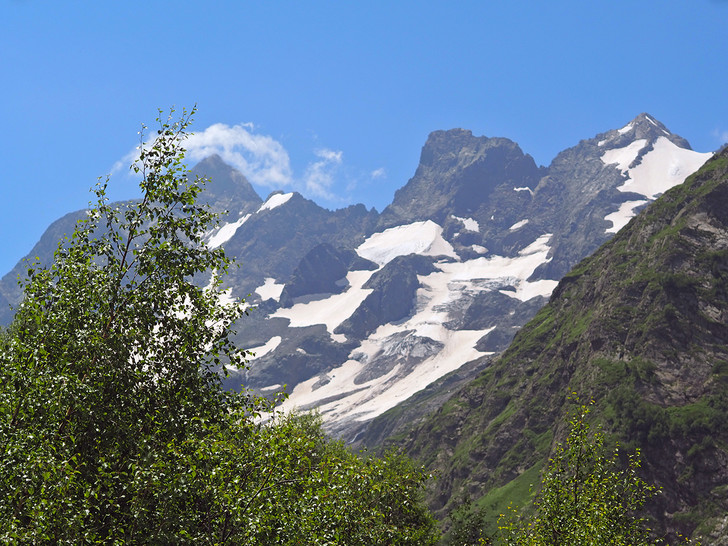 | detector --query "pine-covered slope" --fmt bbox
[401,147,728,542]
